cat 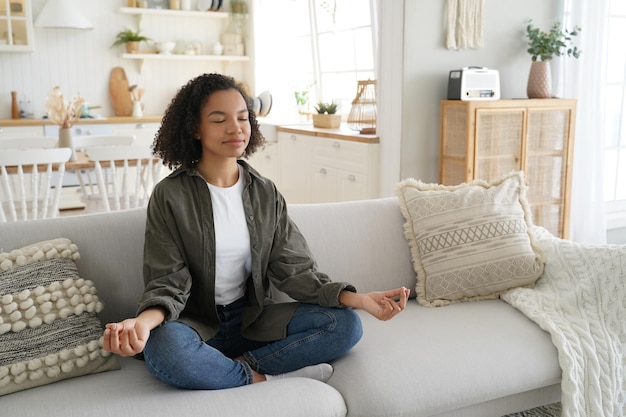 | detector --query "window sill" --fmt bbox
[606,211,626,230]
